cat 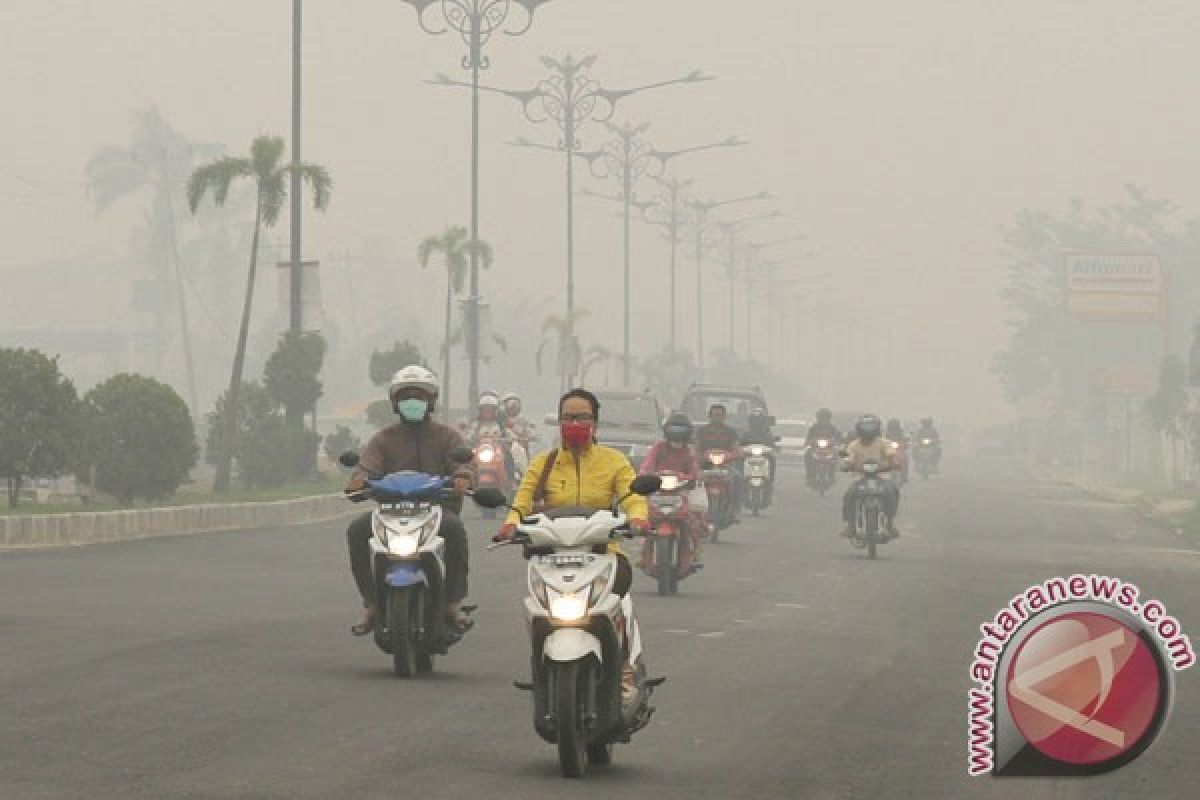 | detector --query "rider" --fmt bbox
[496,388,651,705]
[468,390,515,477]
[740,407,778,504]
[840,414,901,539]
[695,402,743,517]
[915,417,942,468]
[640,412,708,567]
[804,408,842,480]
[344,366,474,636]
[501,390,537,470]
